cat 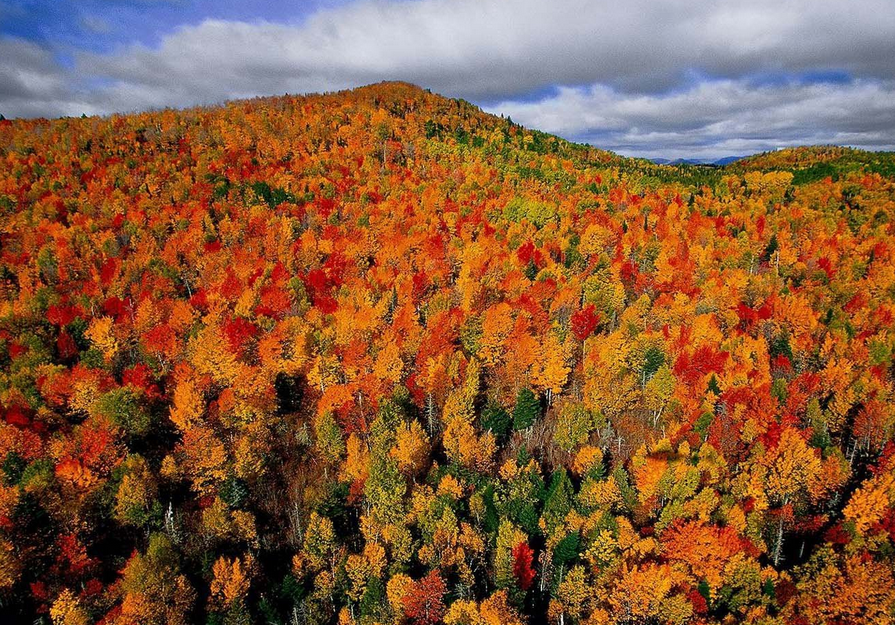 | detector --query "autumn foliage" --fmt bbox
[0,82,894,624]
